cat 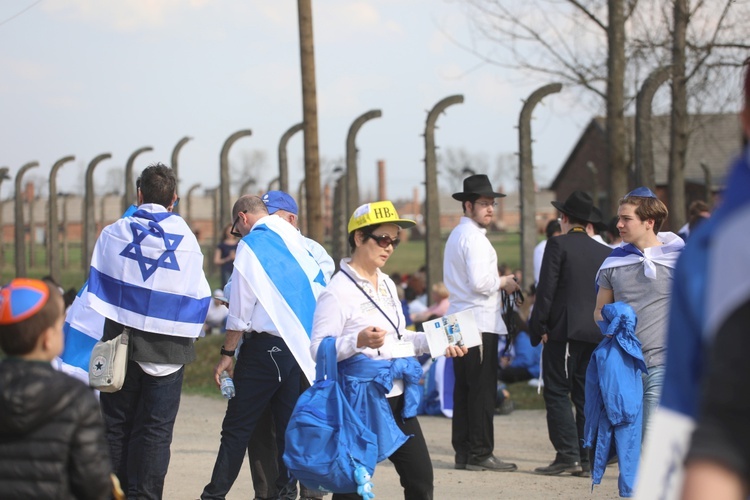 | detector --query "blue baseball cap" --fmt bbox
[262,191,298,215]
